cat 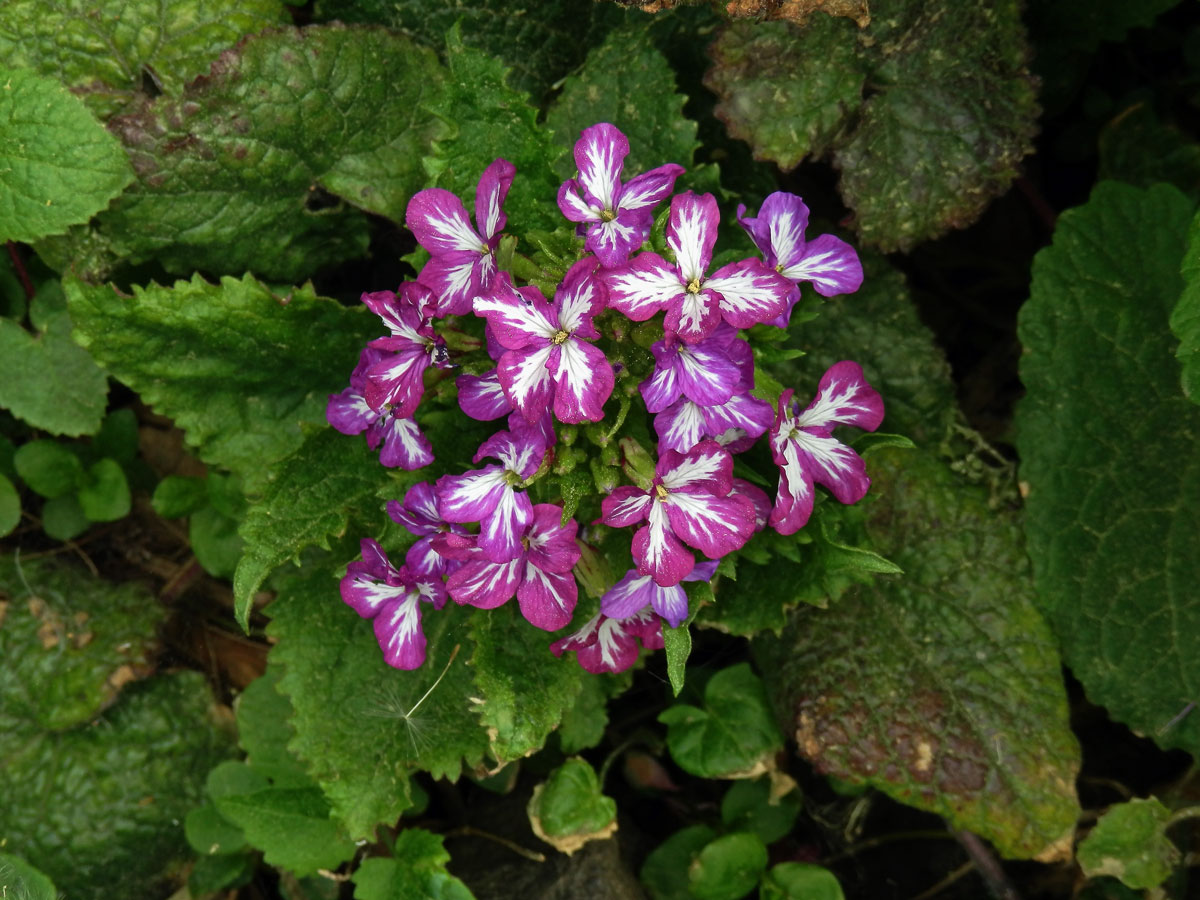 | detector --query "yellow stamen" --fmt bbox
[686,278,702,294]
[552,330,570,345]
[654,484,669,501]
